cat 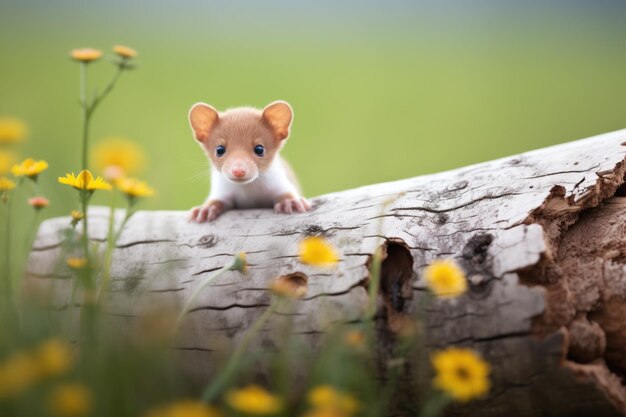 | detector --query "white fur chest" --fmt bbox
[208,159,298,209]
